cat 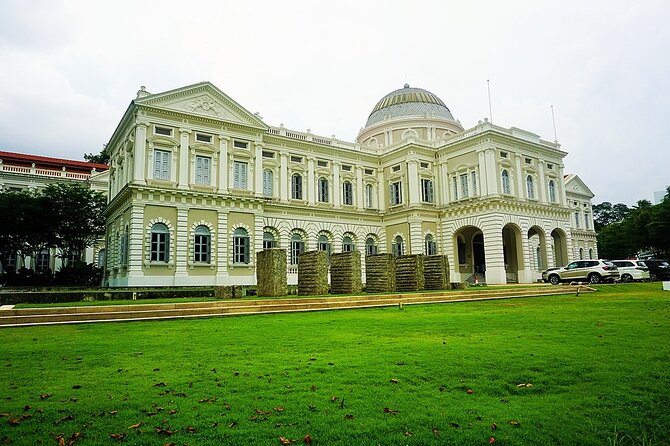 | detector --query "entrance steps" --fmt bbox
[0,285,593,328]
